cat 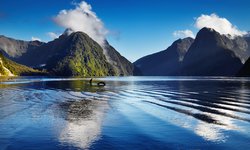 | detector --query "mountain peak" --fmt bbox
[172,37,194,45]
[63,28,74,36]
[171,37,194,61]
[200,27,216,32]
[59,30,92,42]
[134,37,194,76]
[196,27,220,40]
[62,28,93,38]
[182,27,243,76]
[70,31,89,37]
[57,30,89,42]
